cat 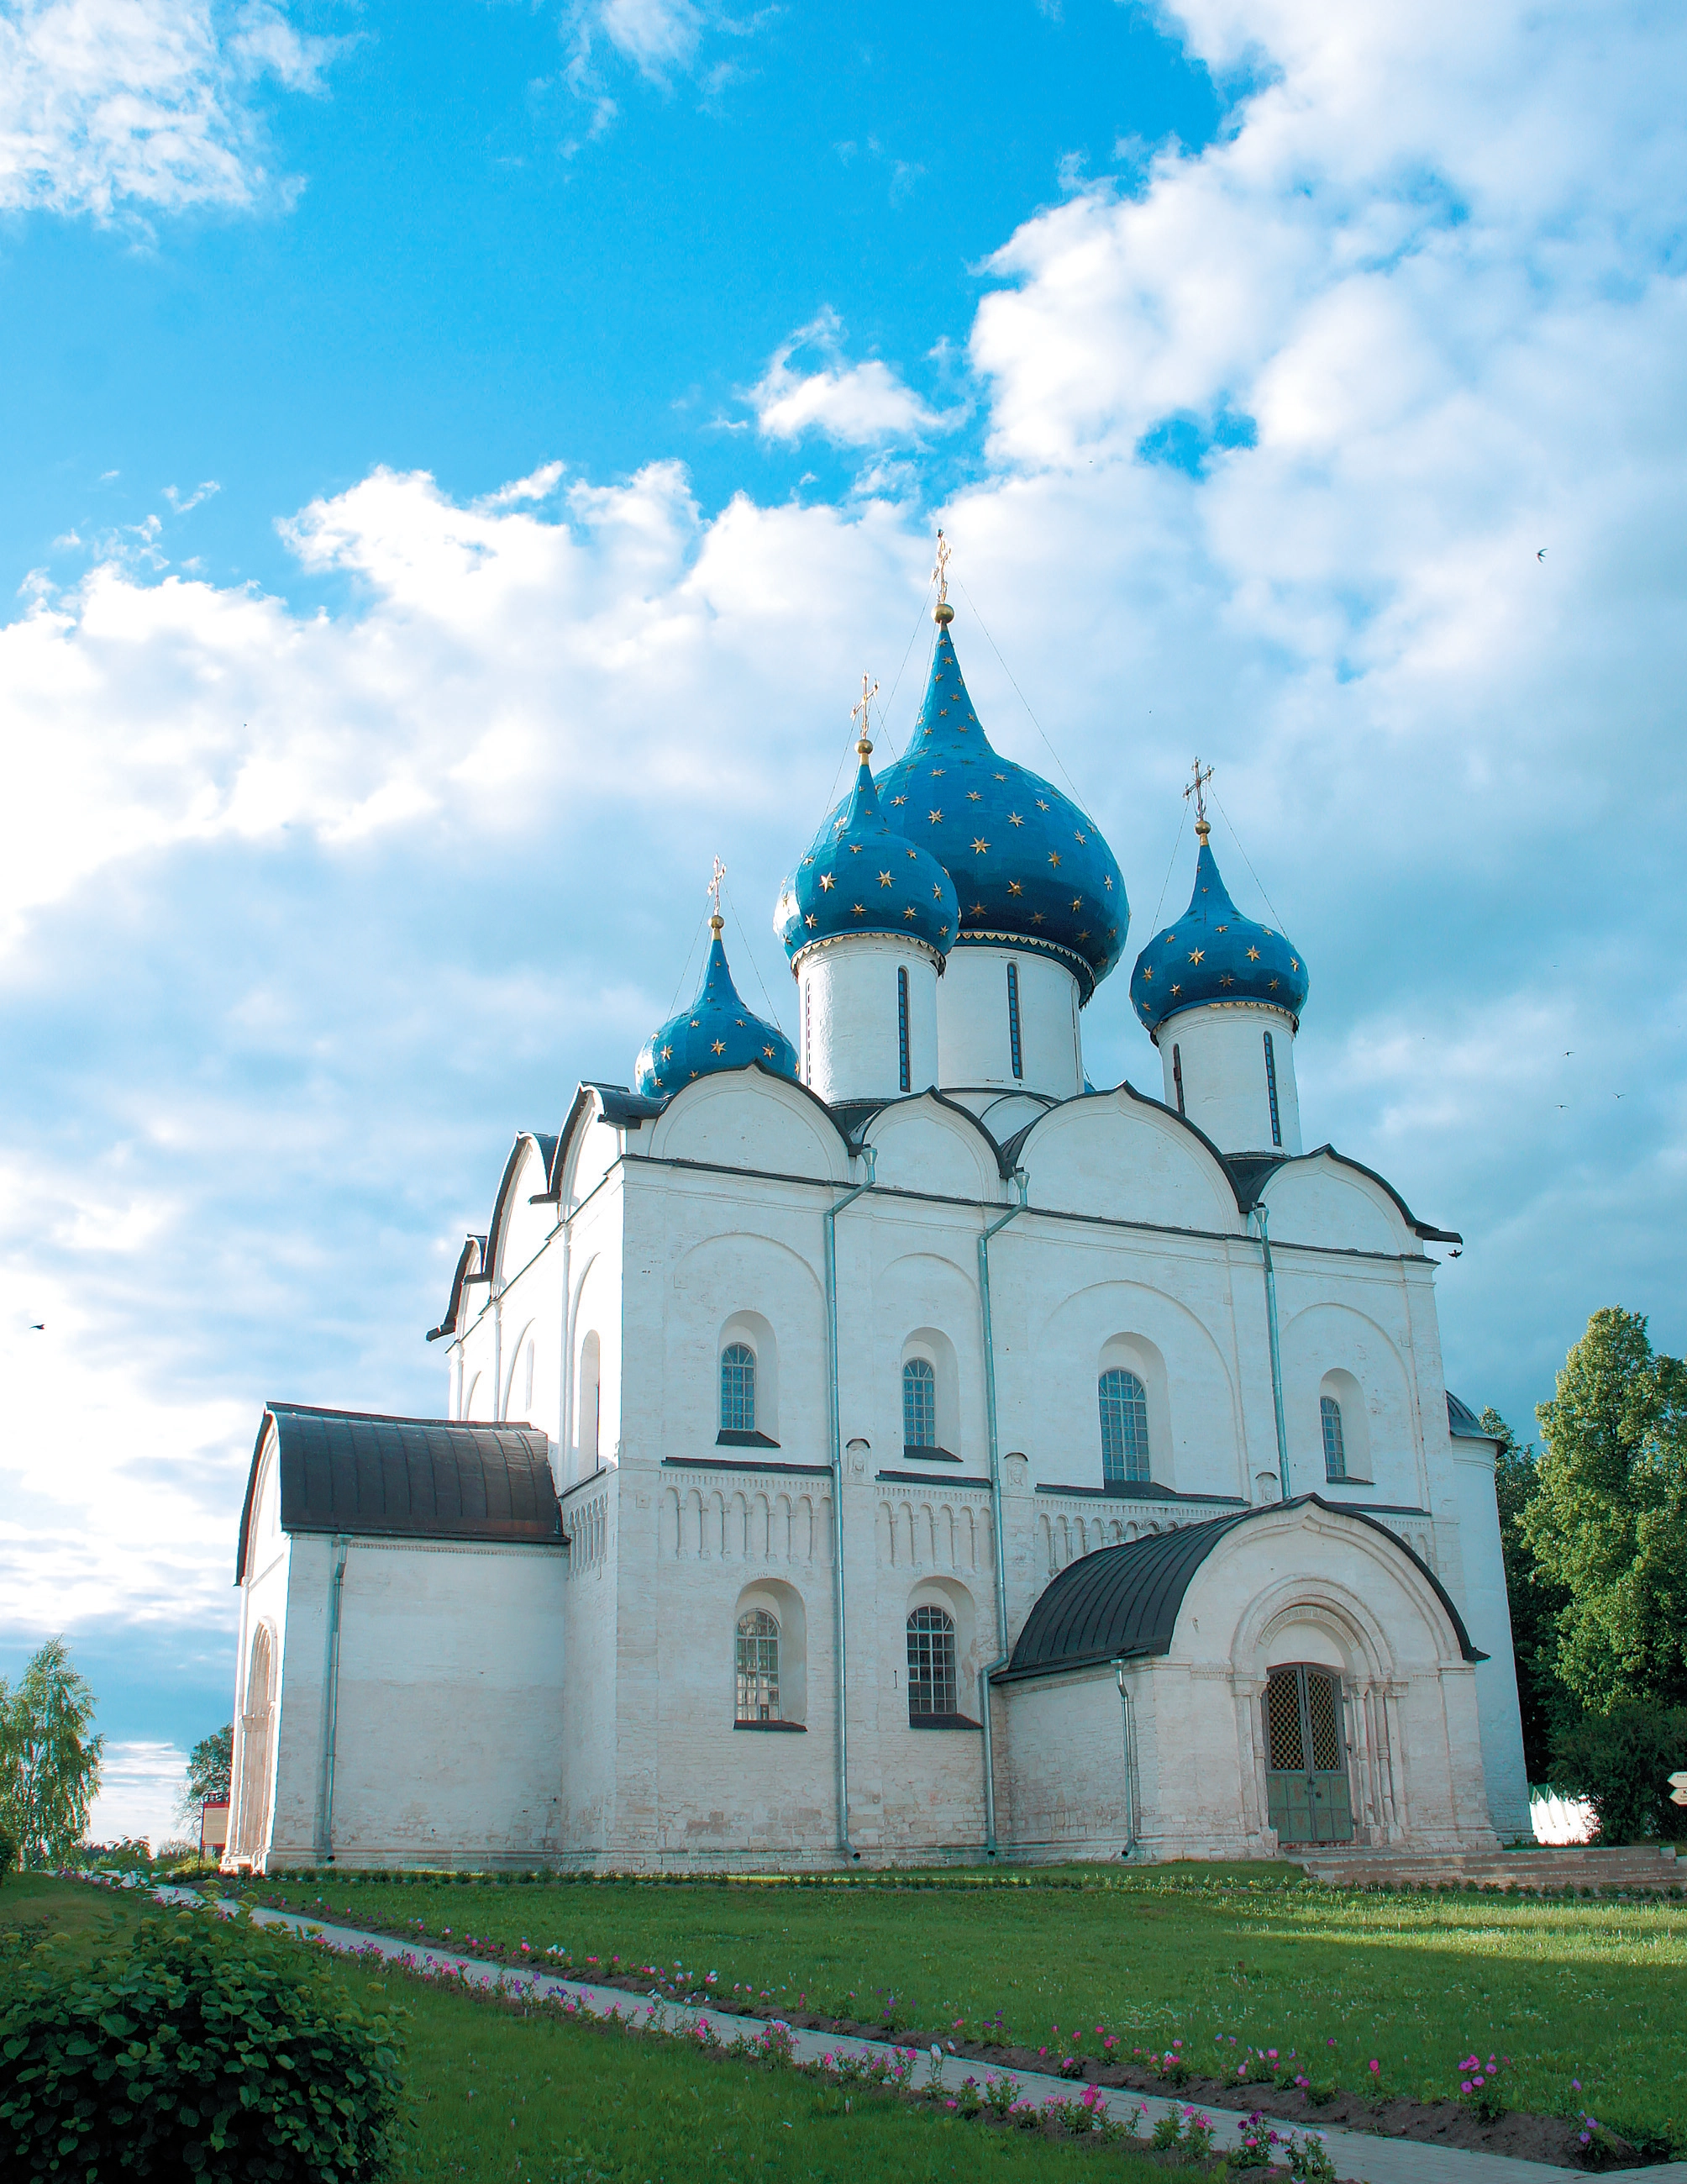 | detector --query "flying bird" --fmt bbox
[29,1322,44,1330]
[1537,548,1547,560]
